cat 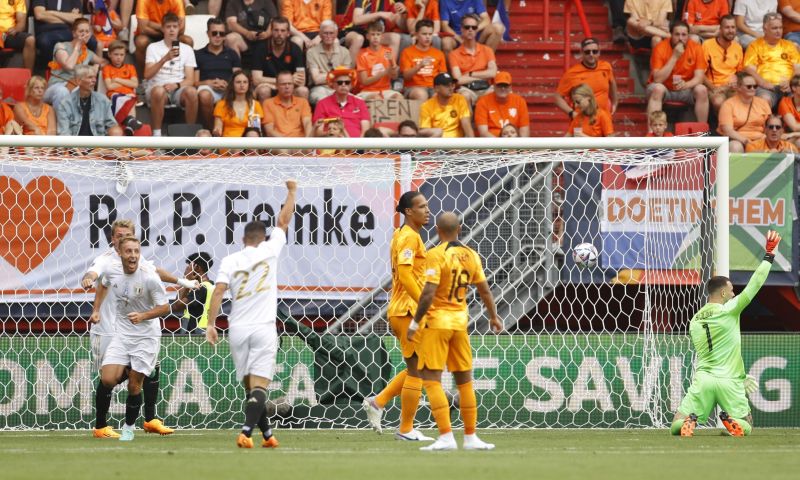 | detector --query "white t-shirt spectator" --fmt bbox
[145,40,197,89]
[733,0,778,36]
